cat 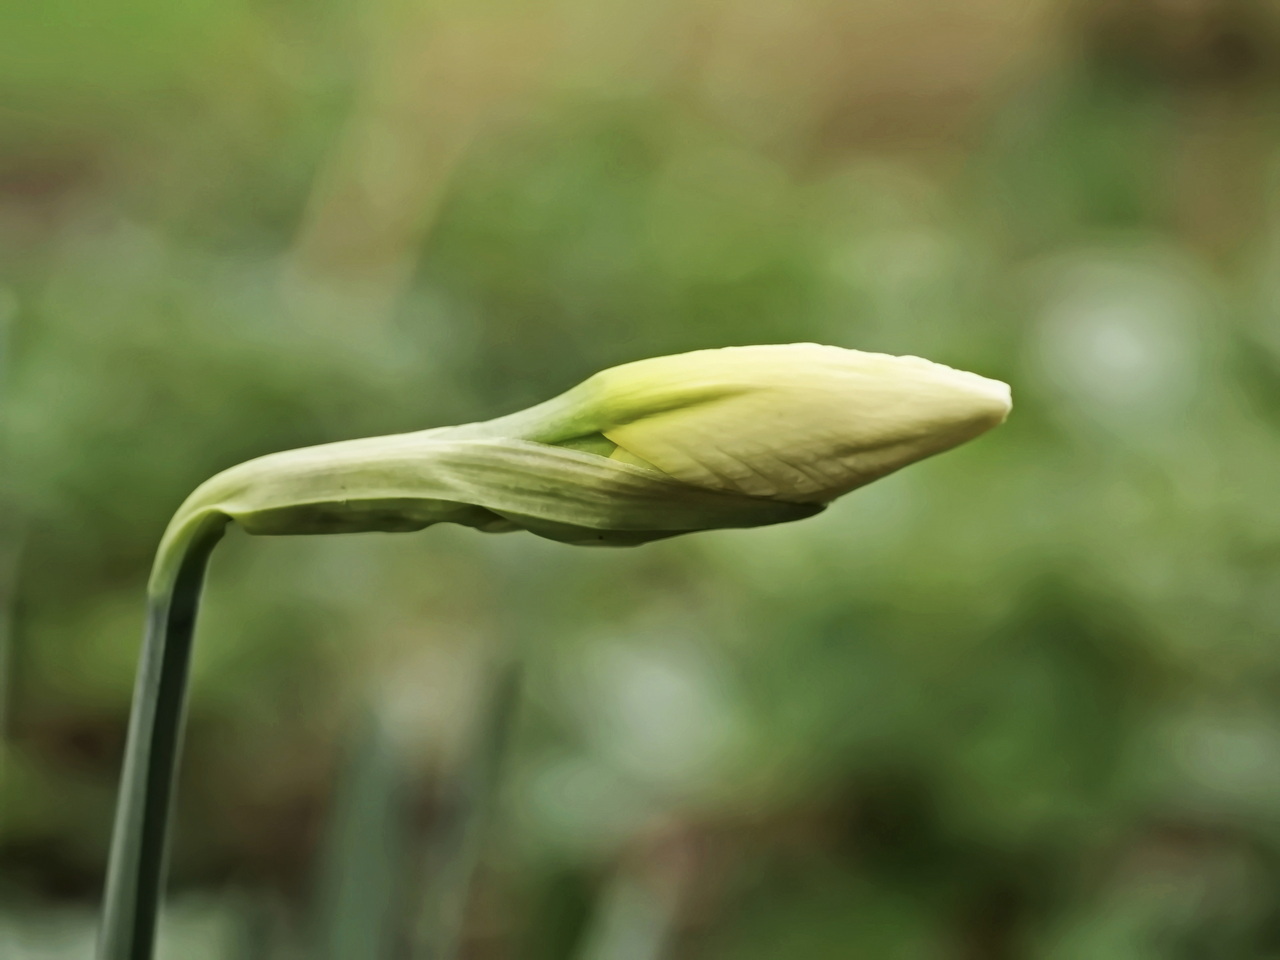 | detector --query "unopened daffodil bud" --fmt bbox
[151,344,1010,592]
[504,343,1011,503]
